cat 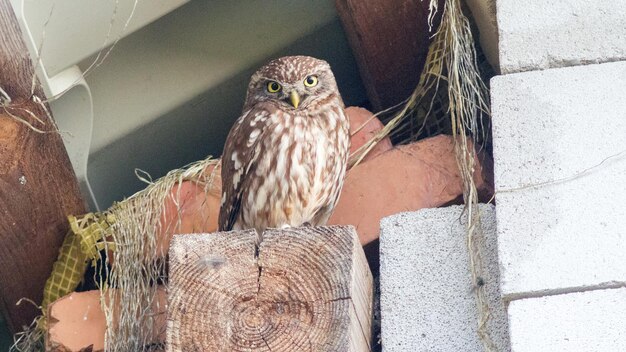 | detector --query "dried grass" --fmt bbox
[97,158,220,351]
[10,0,497,350]
[10,158,220,351]
[1,0,139,136]
[351,0,496,350]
